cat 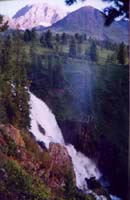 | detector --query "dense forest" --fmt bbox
[0,22,129,200]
